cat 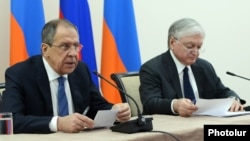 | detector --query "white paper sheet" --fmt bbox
[192,98,250,117]
[93,110,118,128]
